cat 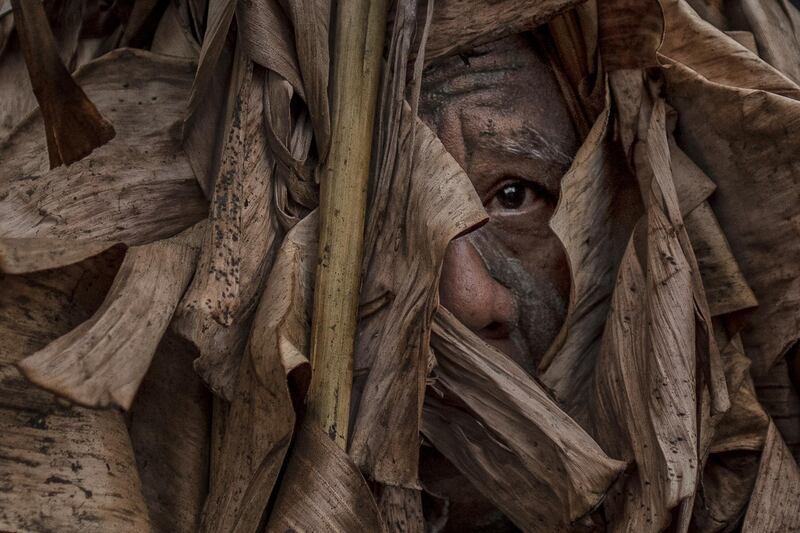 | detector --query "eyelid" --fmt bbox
[483,176,554,205]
